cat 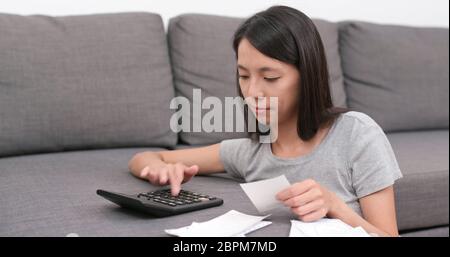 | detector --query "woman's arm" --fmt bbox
[330,186,399,237]
[128,143,224,176]
[128,144,225,195]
